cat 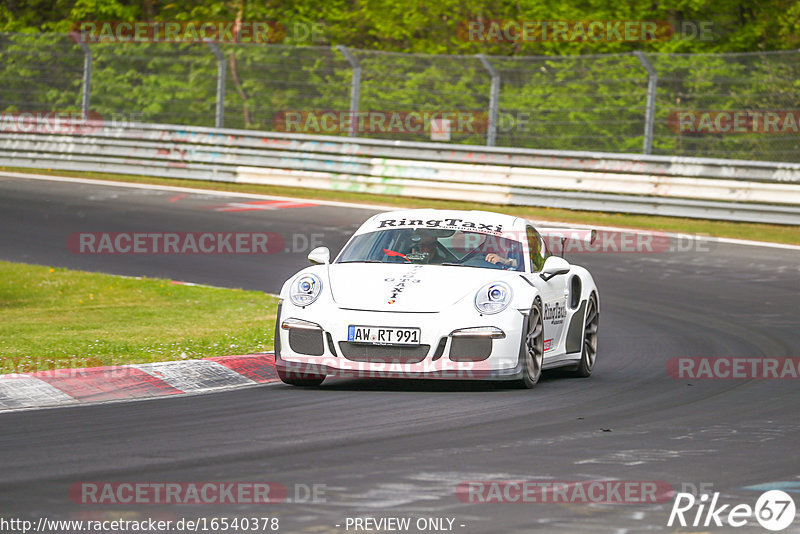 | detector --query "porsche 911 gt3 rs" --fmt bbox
[275,209,599,388]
